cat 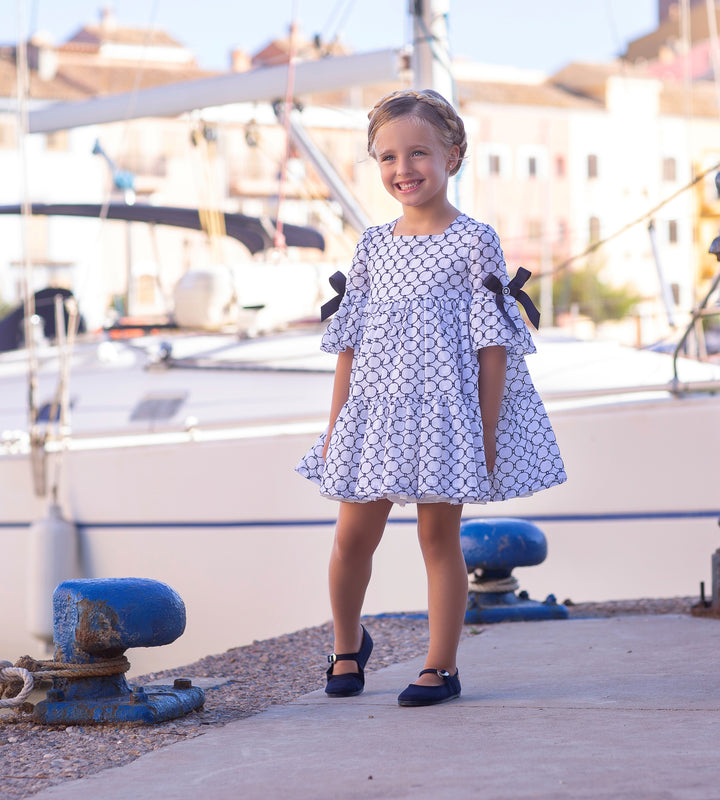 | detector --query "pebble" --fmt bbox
[0,597,697,800]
